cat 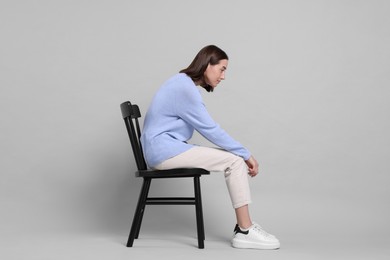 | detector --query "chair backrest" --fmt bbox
[120,101,147,171]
